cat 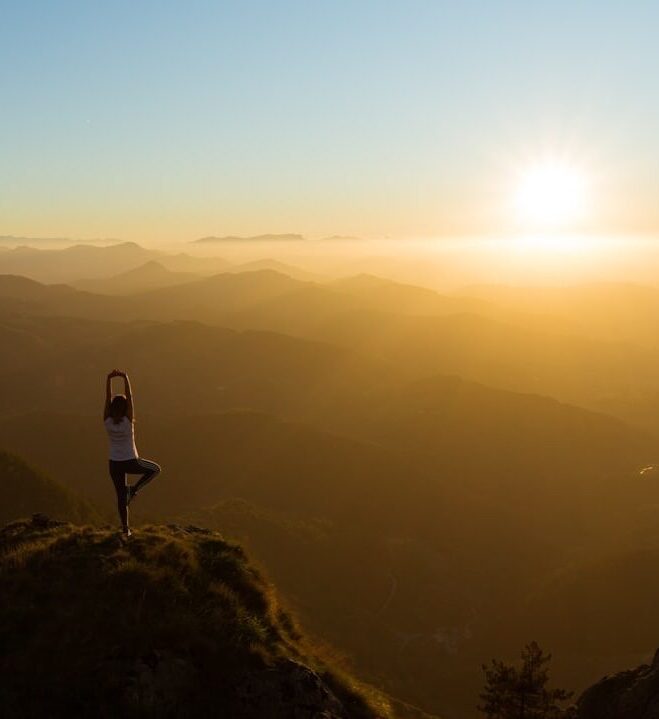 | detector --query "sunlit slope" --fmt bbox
[0,450,97,524]
[218,285,659,409]
[228,258,324,282]
[460,282,659,349]
[3,270,659,419]
[132,270,493,328]
[72,260,200,295]
[0,517,407,719]
[7,244,659,354]
[0,268,496,325]
[332,274,490,316]
[117,272,659,411]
